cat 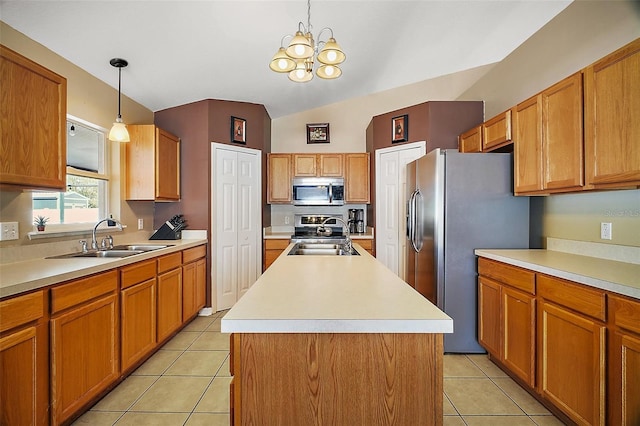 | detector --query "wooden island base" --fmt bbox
[230,333,444,426]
